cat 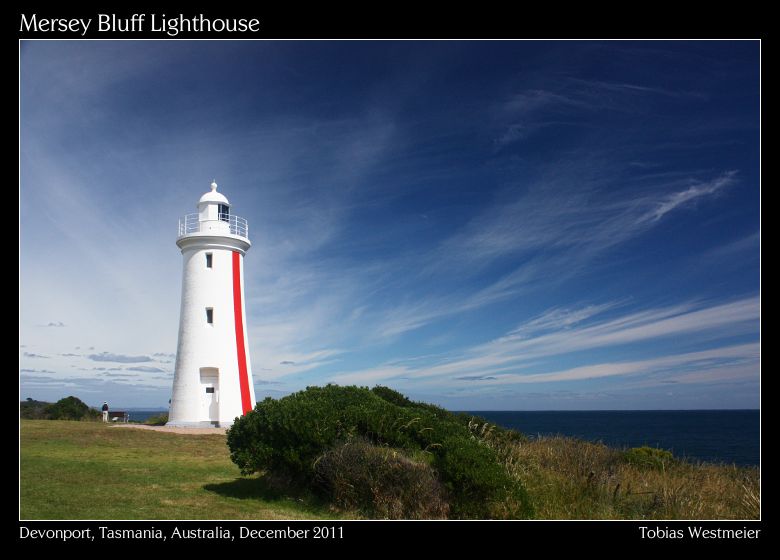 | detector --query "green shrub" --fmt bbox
[437,435,531,518]
[371,385,452,420]
[145,413,169,426]
[226,384,534,518]
[371,385,527,447]
[370,385,415,408]
[623,446,675,470]
[314,438,448,519]
[20,399,51,420]
[44,396,99,421]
